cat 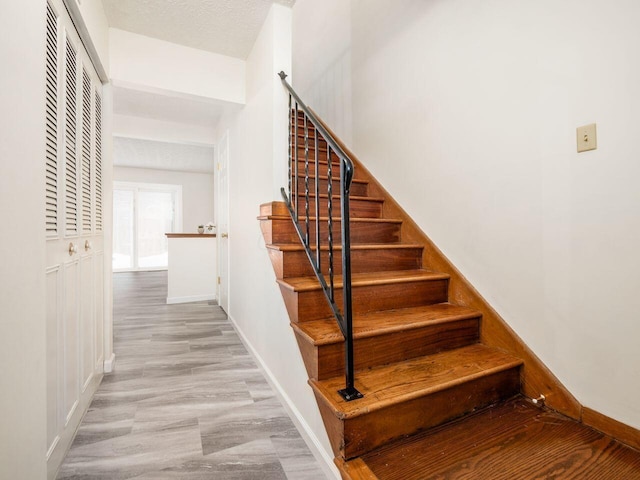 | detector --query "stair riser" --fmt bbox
[292,146,332,161]
[292,117,319,129]
[281,278,449,323]
[291,127,320,140]
[295,197,382,219]
[318,368,521,459]
[260,202,288,217]
[295,176,369,197]
[260,218,401,245]
[269,247,423,279]
[293,159,341,177]
[297,318,480,380]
